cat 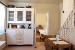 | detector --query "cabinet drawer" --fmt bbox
[16,41,24,44]
[16,30,24,35]
[16,38,24,40]
[16,35,24,37]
